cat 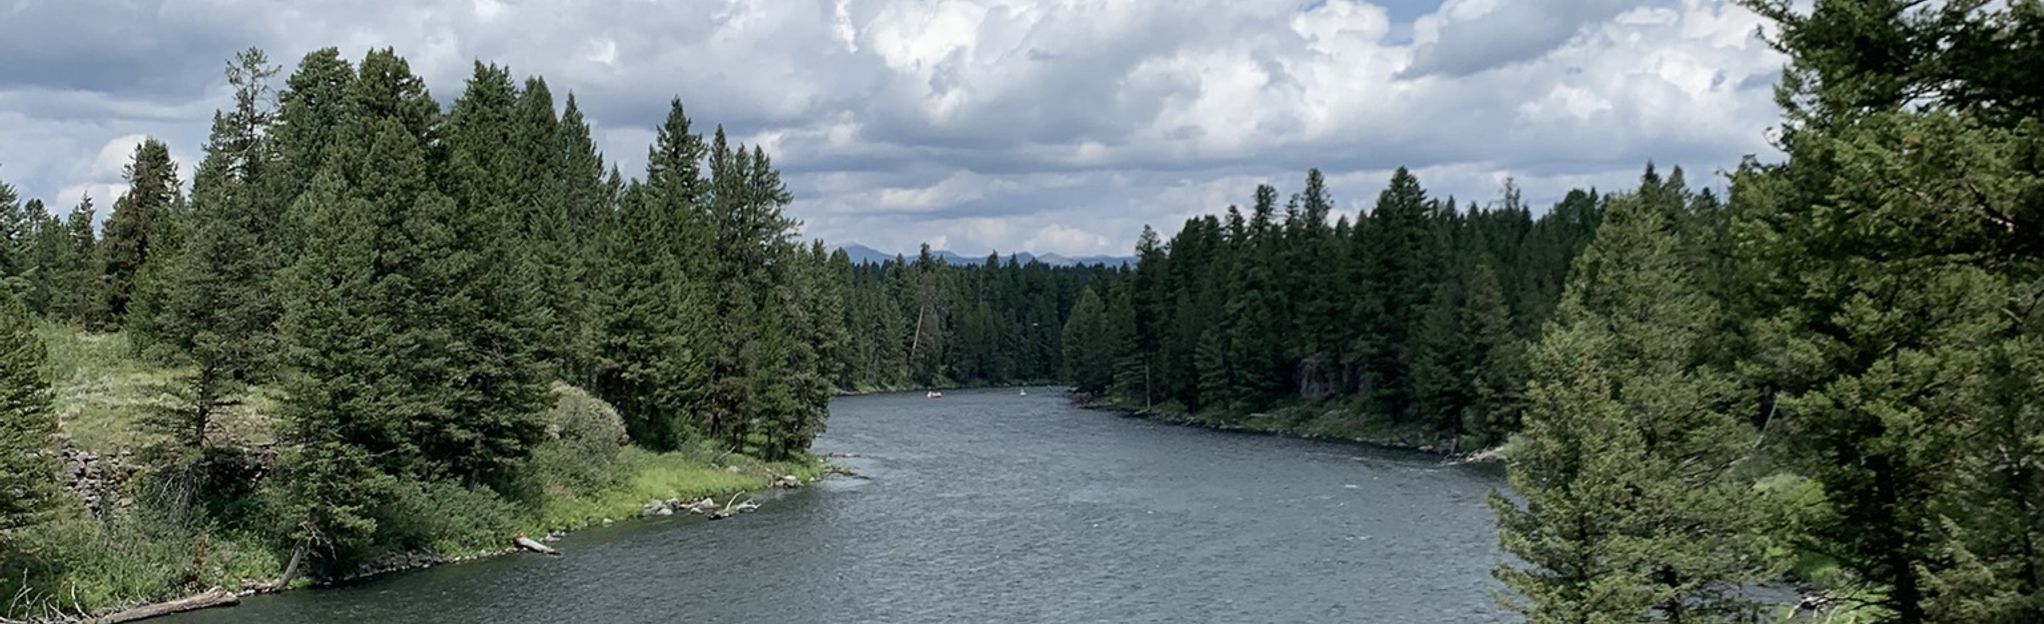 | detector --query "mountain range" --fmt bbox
[834,243,1134,268]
